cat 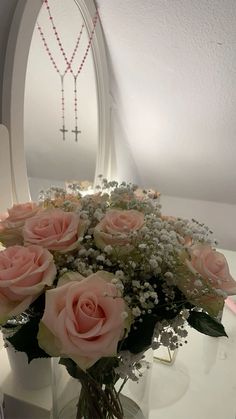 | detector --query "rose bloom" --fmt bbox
[94,209,144,250]
[3,202,40,228]
[0,202,40,247]
[186,244,236,296]
[23,208,88,252]
[0,245,56,324]
[0,212,8,222]
[38,271,127,370]
[176,245,236,317]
